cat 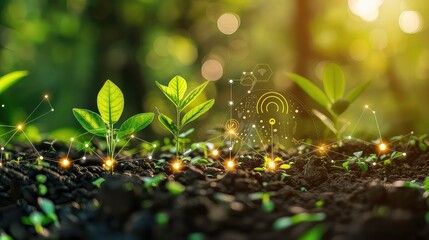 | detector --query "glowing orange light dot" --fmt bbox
[212,149,219,156]
[60,158,71,168]
[226,160,235,170]
[172,161,182,171]
[379,143,387,152]
[267,161,276,170]
[17,125,23,130]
